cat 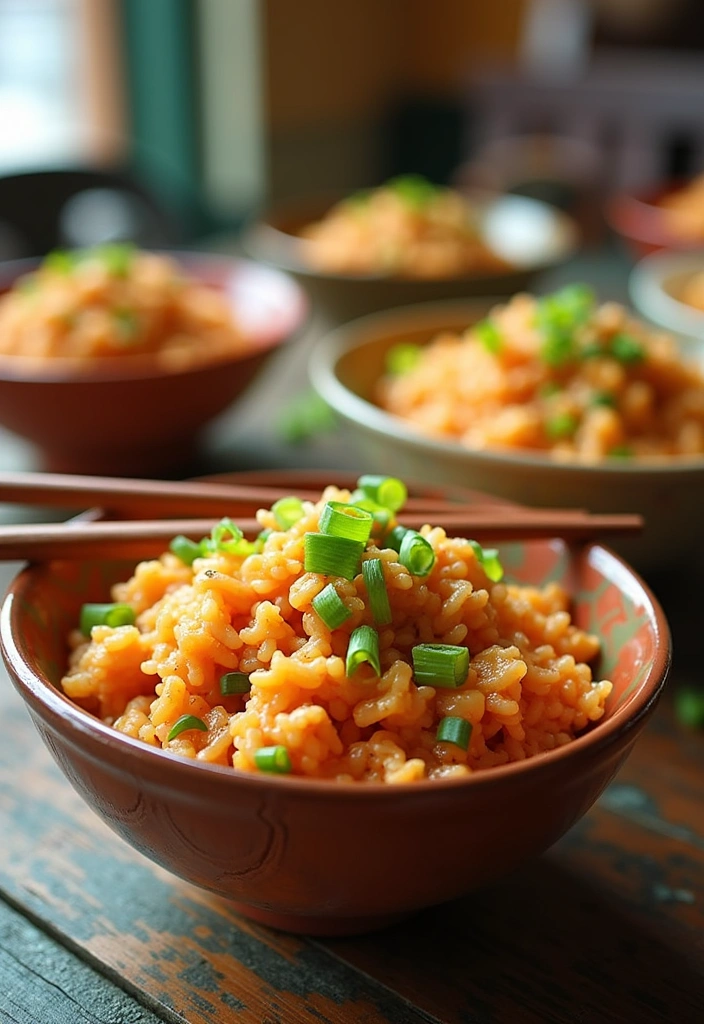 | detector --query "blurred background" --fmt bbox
[3,0,704,257]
